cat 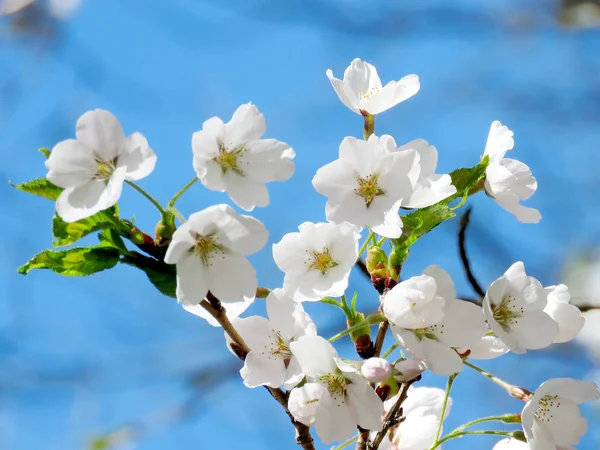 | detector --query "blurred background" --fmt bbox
[1,0,600,449]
